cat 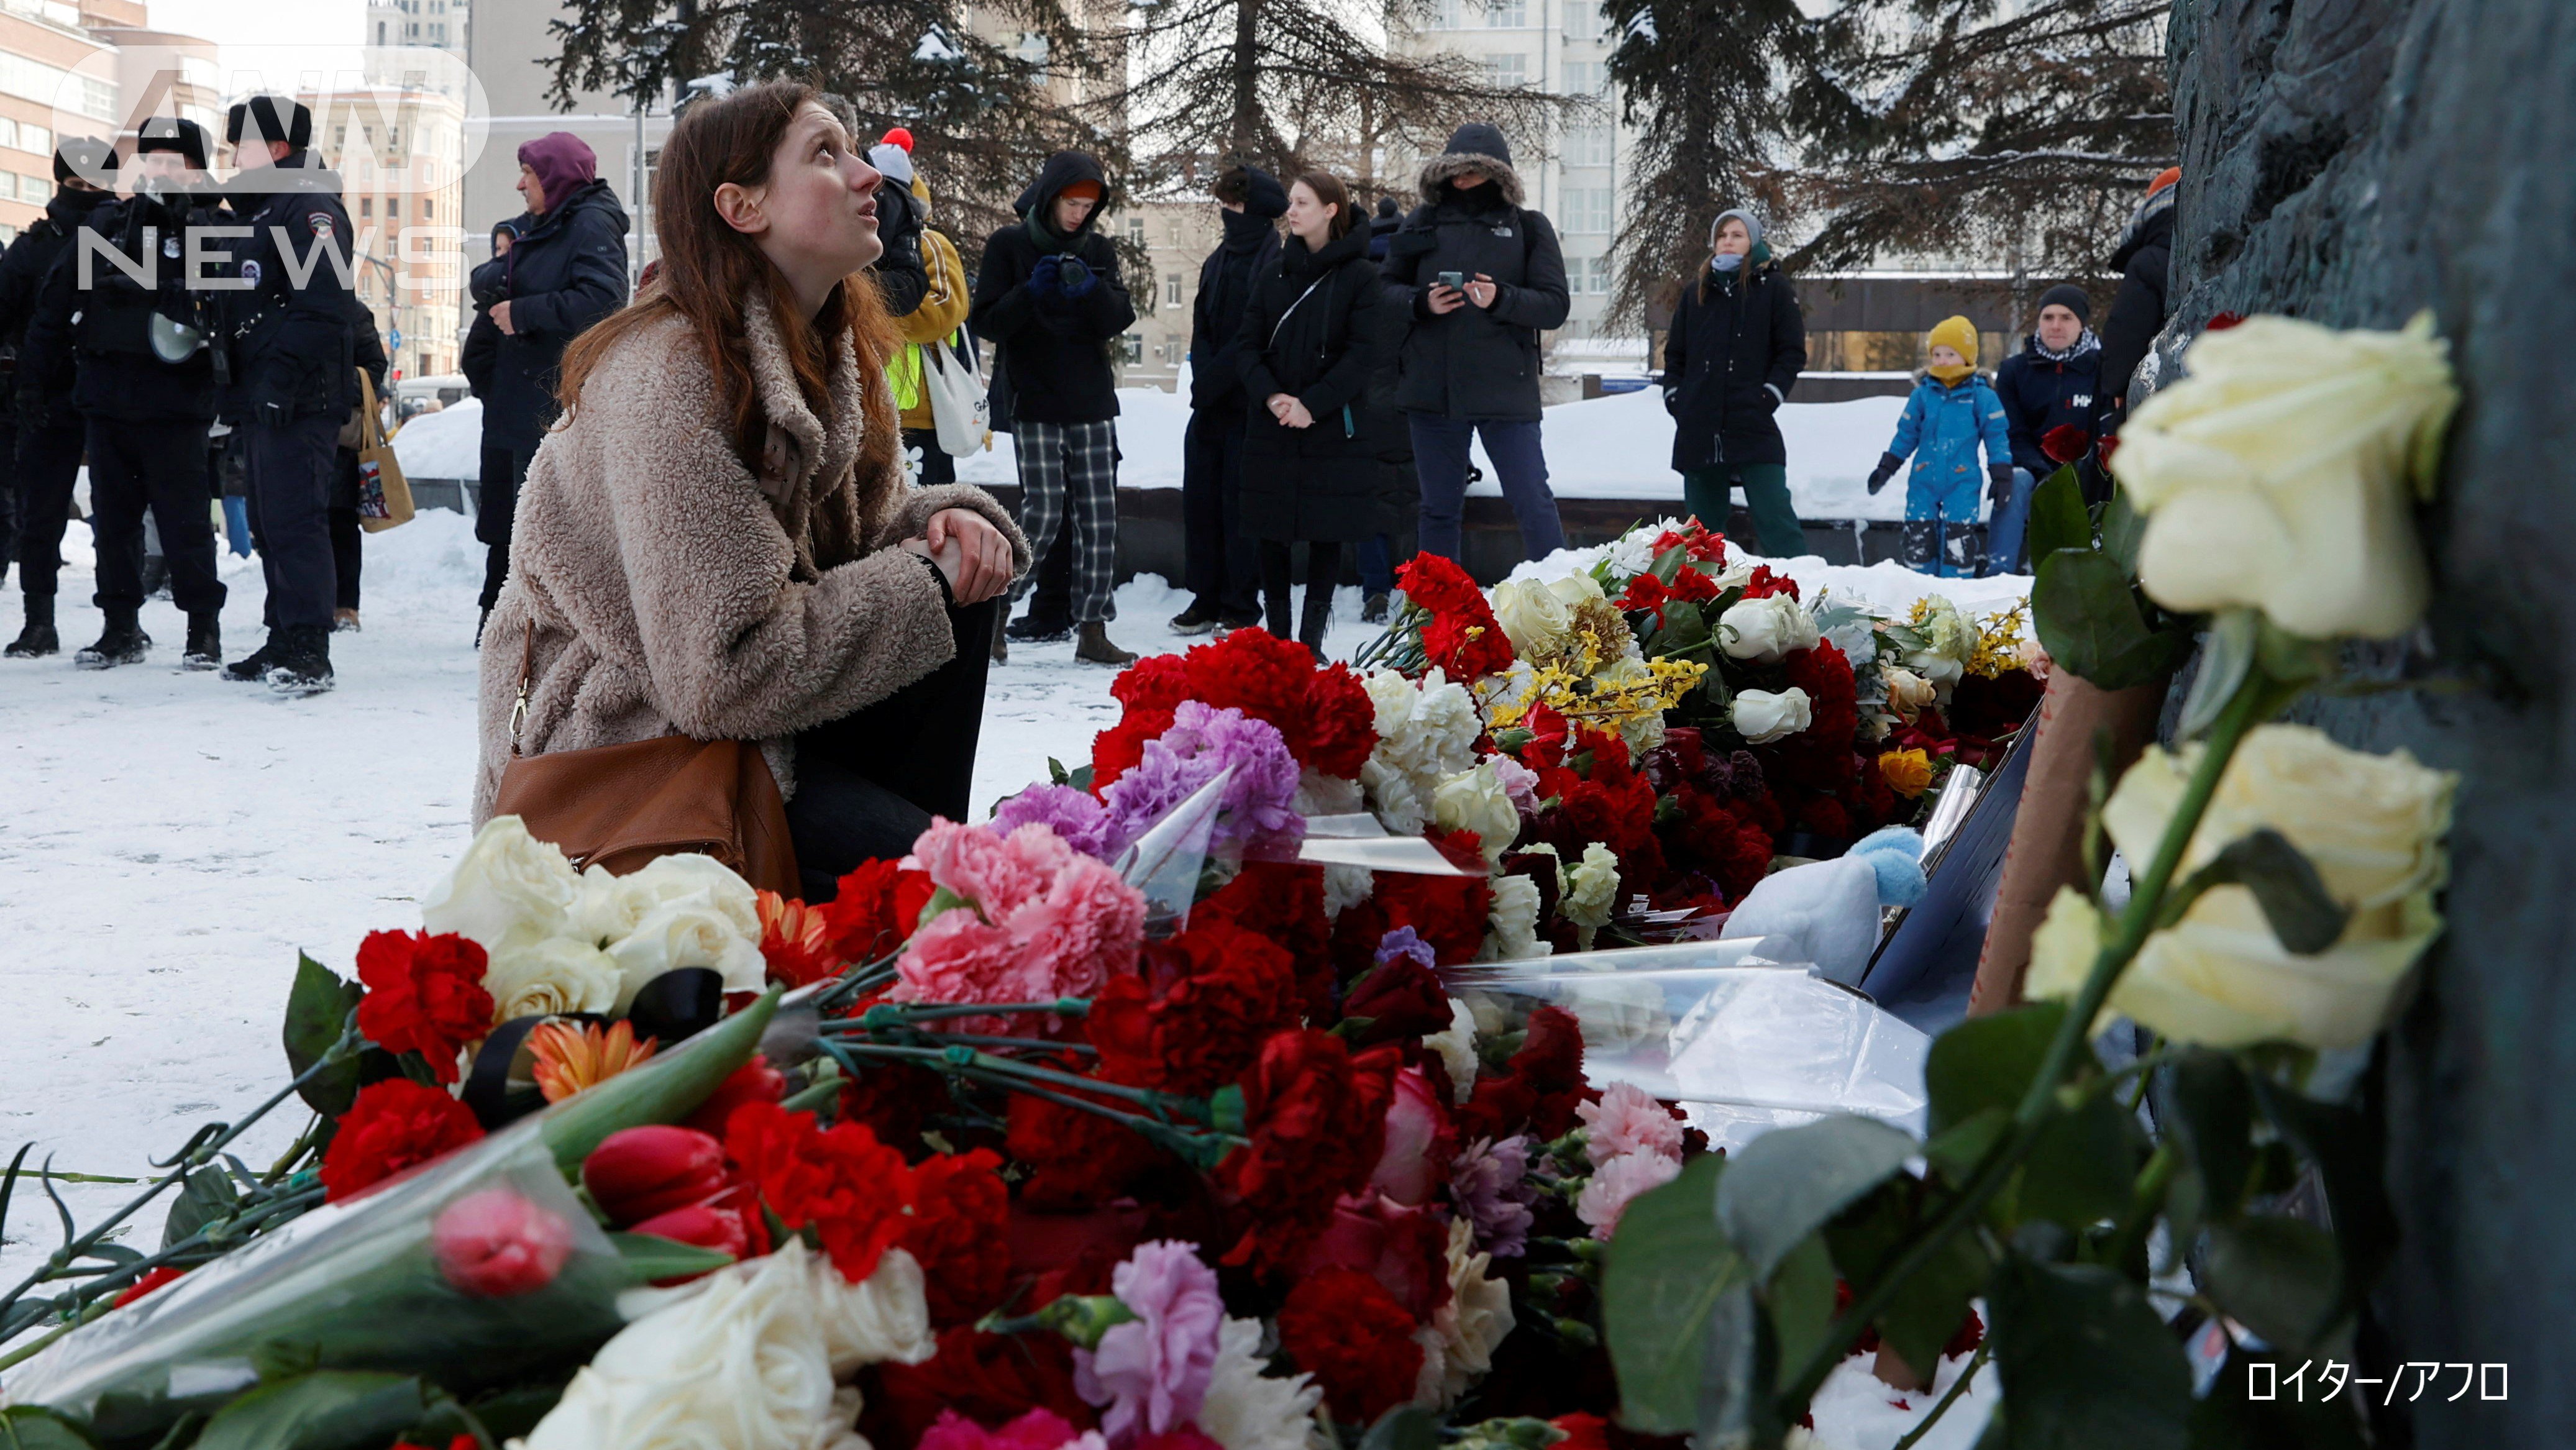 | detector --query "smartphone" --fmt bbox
[1436,270,1466,290]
